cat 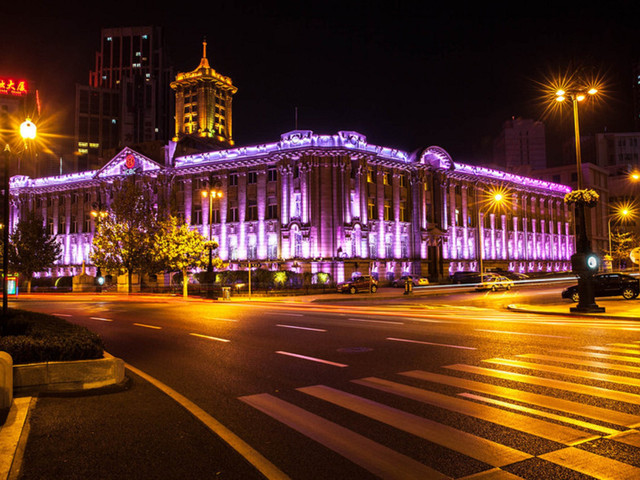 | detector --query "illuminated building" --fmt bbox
[75,26,174,170]
[170,40,237,151]
[12,45,574,283]
[10,131,574,283]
